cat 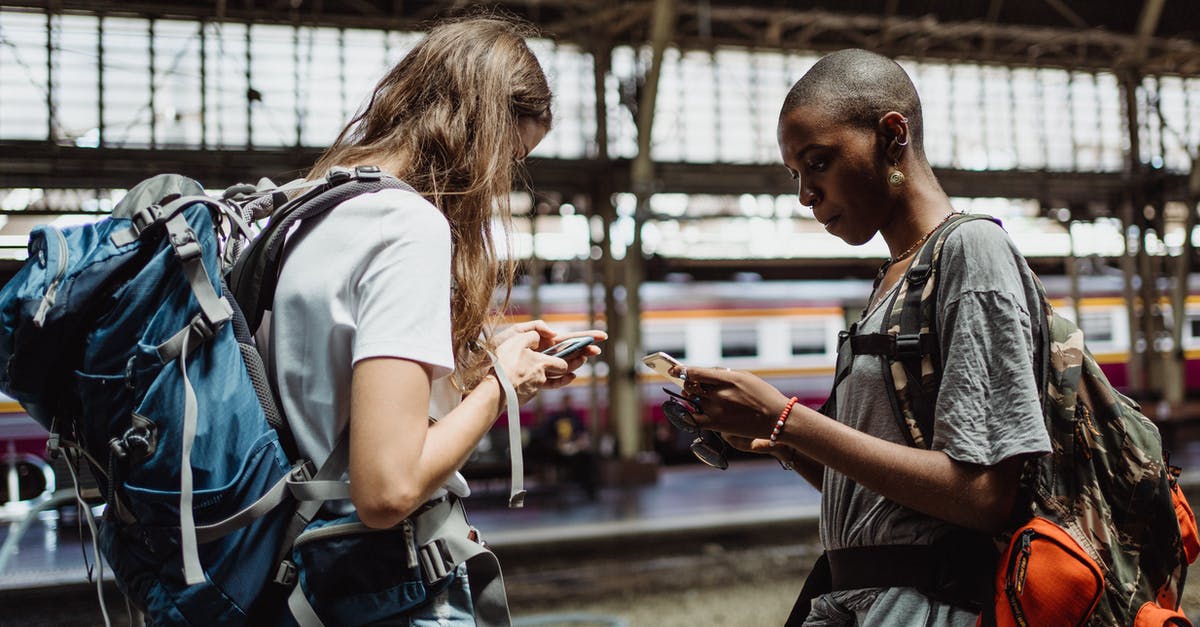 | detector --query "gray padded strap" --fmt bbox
[287,479,352,502]
[412,498,510,627]
[487,352,525,508]
[164,212,232,328]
